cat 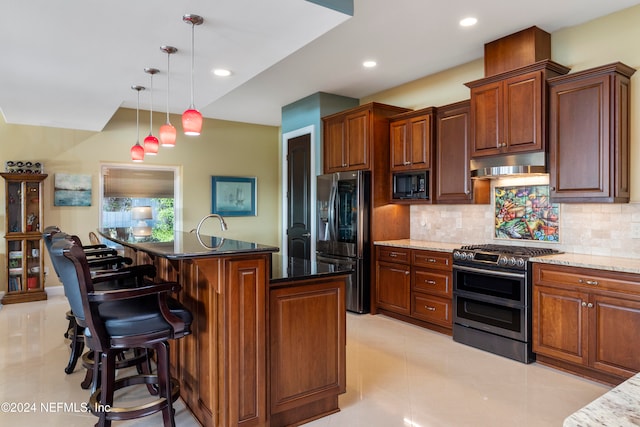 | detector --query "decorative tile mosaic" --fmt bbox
[494,185,560,242]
